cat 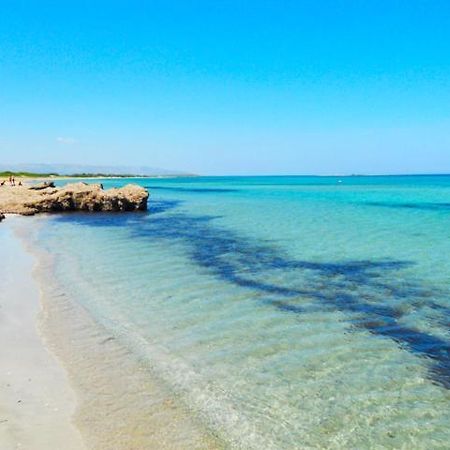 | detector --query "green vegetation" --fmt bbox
[0,170,190,179]
[0,171,159,179]
[0,171,59,178]
[68,173,146,178]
